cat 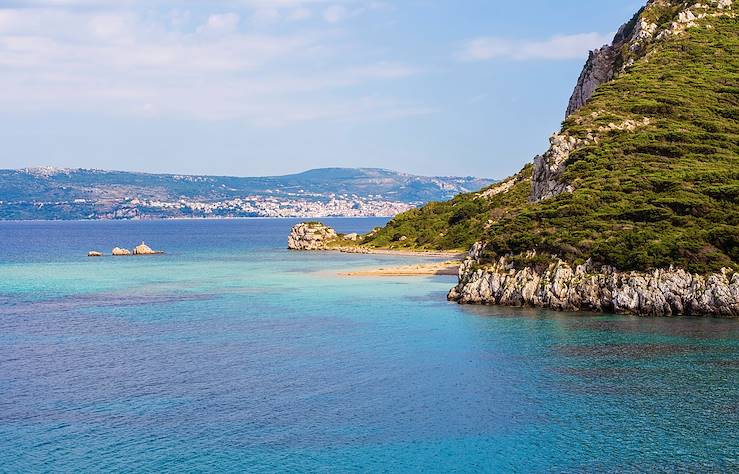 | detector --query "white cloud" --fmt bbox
[458,32,611,62]
[197,13,241,35]
[322,5,347,23]
[0,5,423,124]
